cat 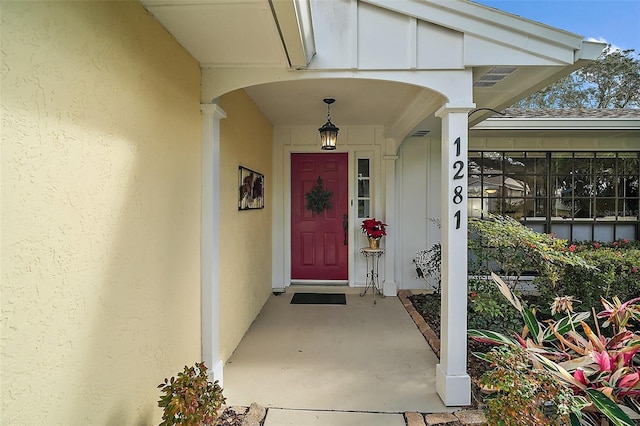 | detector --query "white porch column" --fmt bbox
[200,103,226,383]
[383,140,398,296]
[435,103,474,406]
